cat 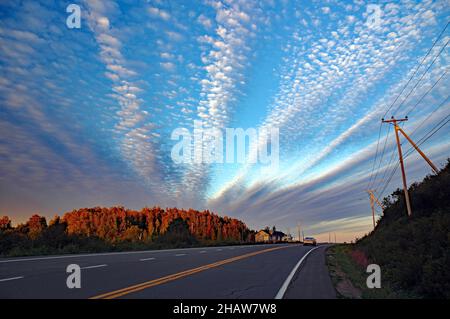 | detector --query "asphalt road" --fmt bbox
[0,244,336,299]
[284,245,336,299]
